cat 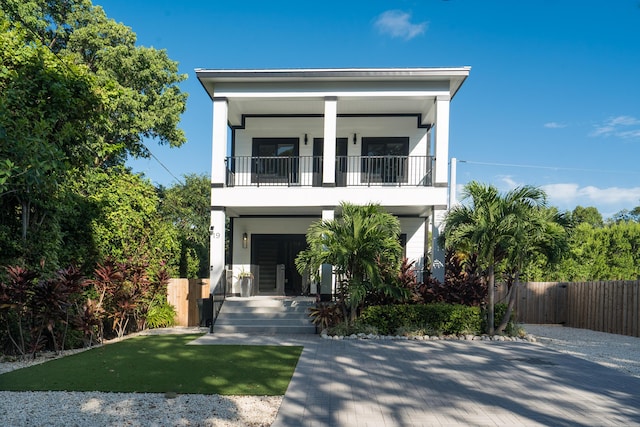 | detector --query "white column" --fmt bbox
[322,97,337,186]
[320,208,335,300]
[449,157,457,209]
[433,96,450,186]
[211,97,228,186]
[209,209,226,295]
[431,209,446,283]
